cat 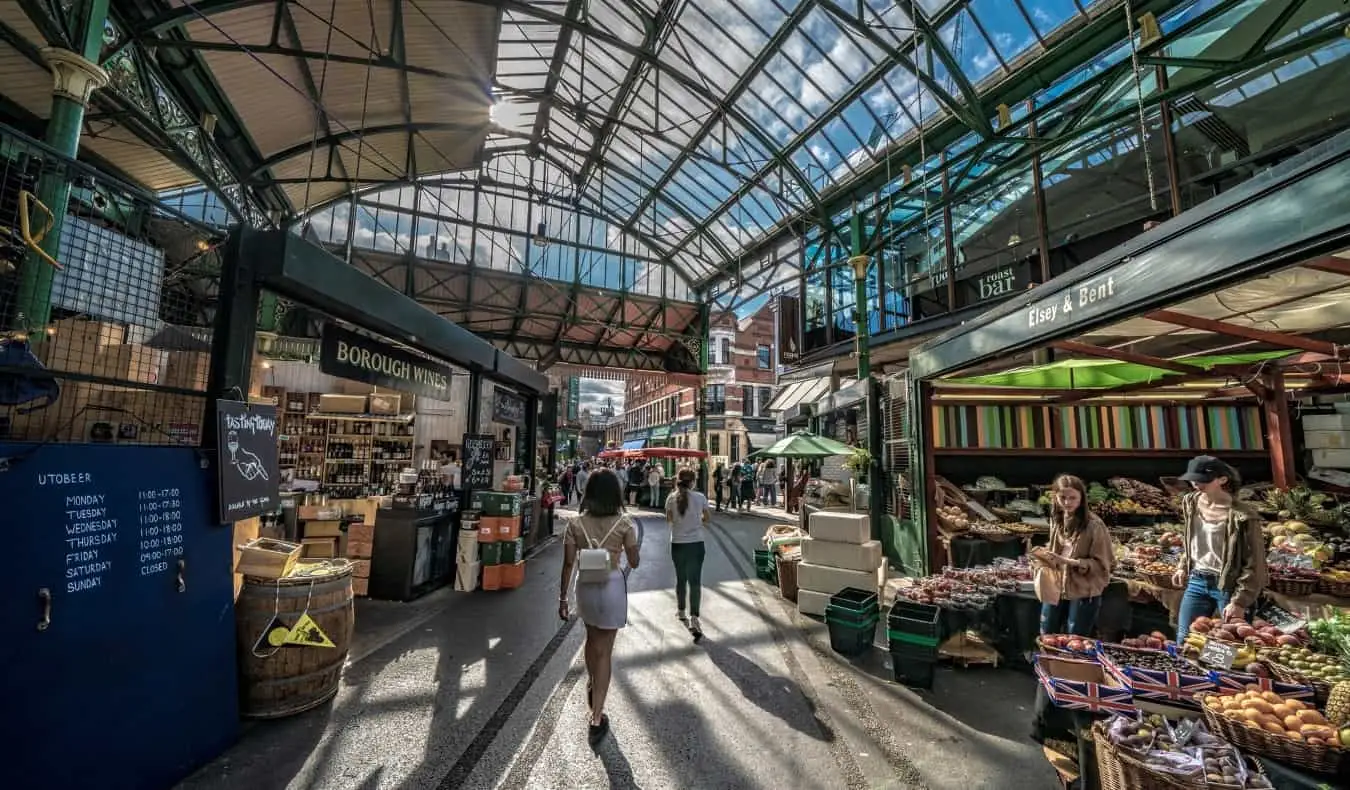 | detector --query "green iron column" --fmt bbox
[696,300,710,495]
[11,1,111,332]
[847,212,870,380]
